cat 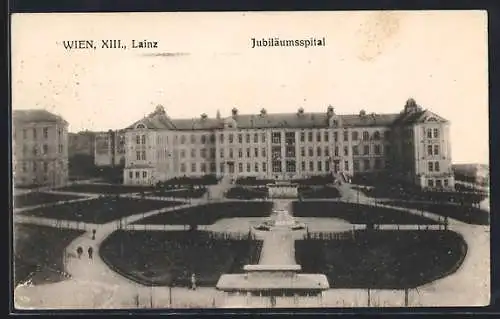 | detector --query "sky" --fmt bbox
[11,11,488,164]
